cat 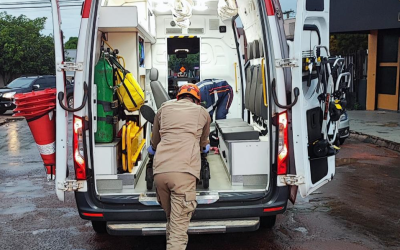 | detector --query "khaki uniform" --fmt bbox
[151,99,210,250]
